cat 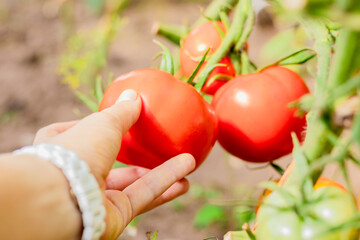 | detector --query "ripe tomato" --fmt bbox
[98,69,217,169]
[256,187,358,240]
[212,66,309,163]
[180,21,236,95]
